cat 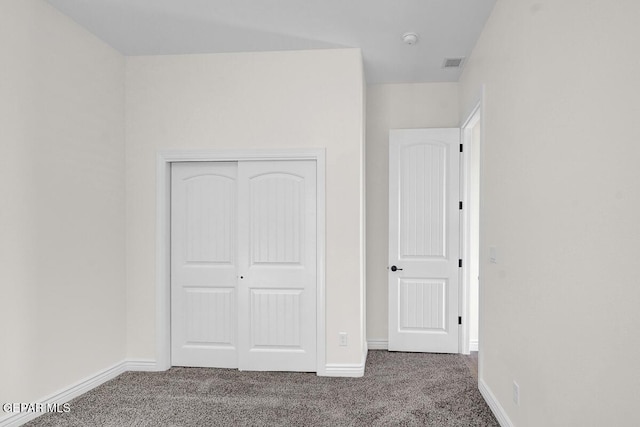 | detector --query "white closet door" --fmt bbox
[237,160,317,371]
[171,162,238,368]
